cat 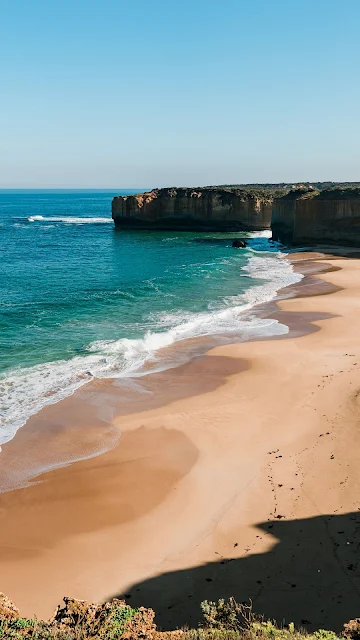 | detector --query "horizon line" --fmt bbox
[1,179,360,191]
